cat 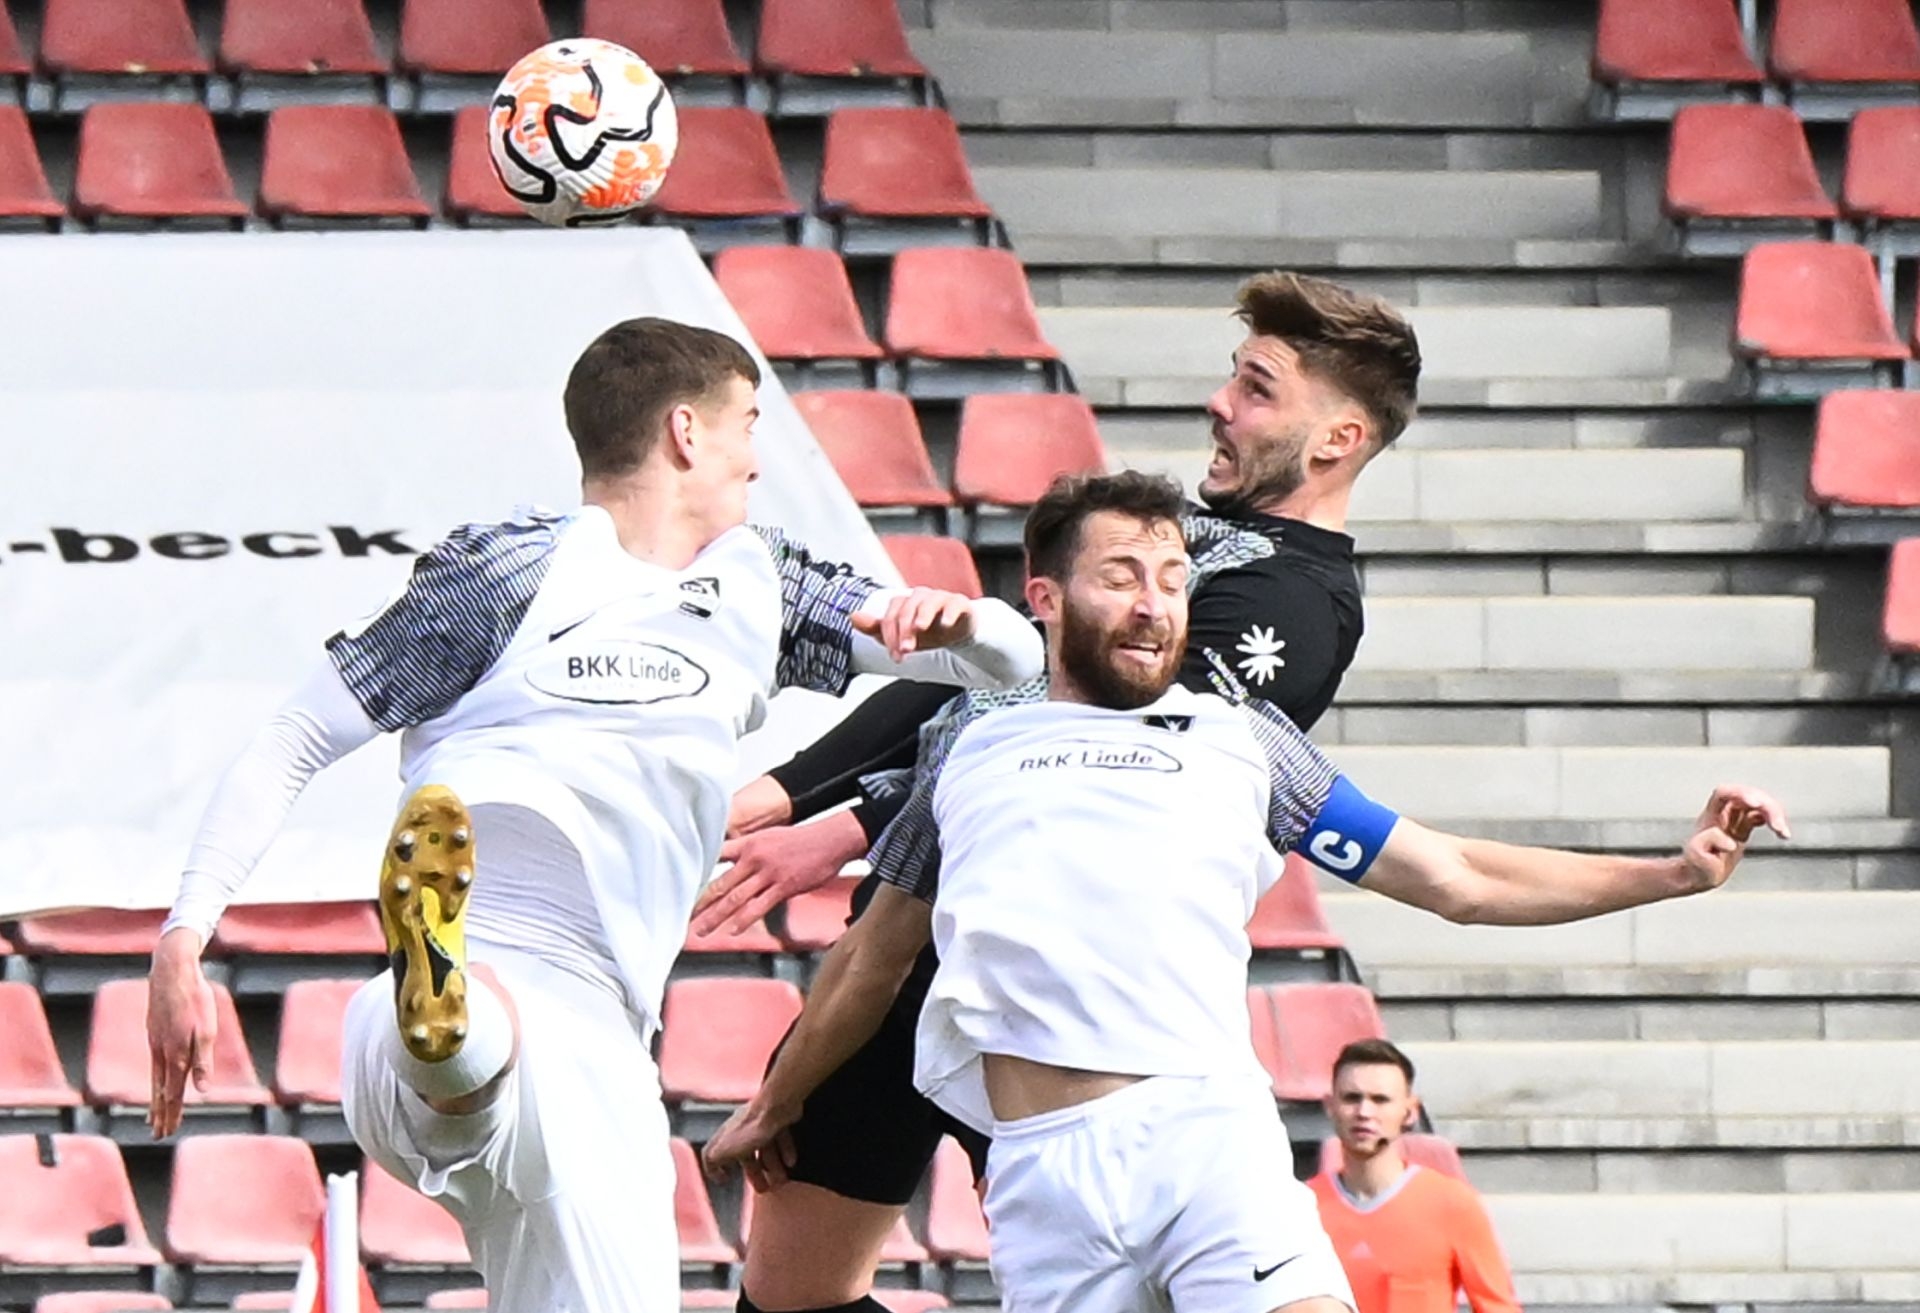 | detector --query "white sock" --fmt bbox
[383,976,515,1100]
